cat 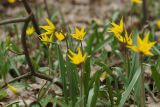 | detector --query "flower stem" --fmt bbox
[80,41,84,54]
[80,64,84,107]
[80,41,84,107]
[48,44,52,75]
[65,38,69,51]
[140,54,145,107]
[124,47,129,77]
